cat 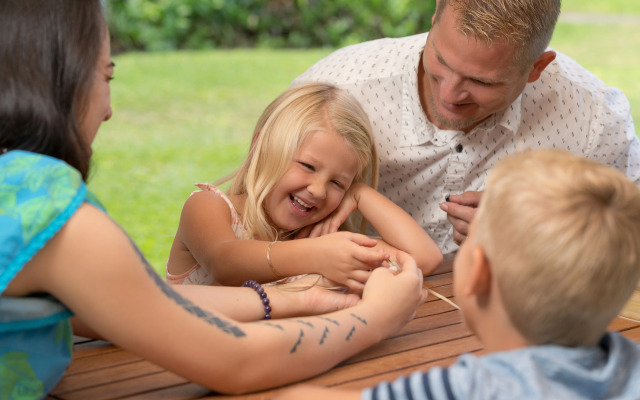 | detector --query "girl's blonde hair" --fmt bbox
[475,149,640,346]
[219,82,378,241]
